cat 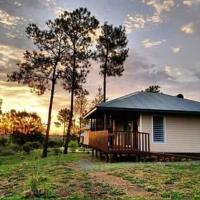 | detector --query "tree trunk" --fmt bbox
[103,49,108,102]
[42,66,57,158]
[63,89,74,154]
[103,71,106,102]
